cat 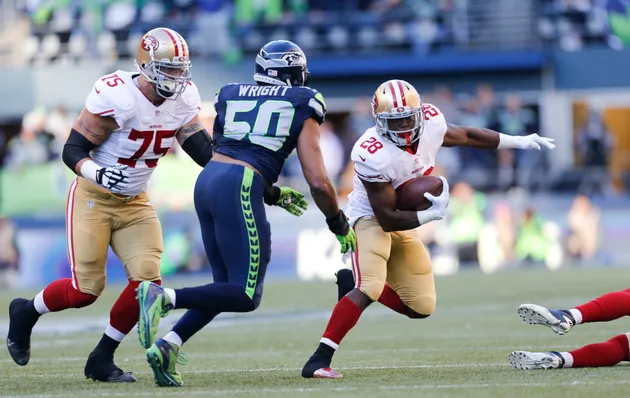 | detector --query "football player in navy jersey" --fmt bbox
[135,40,356,386]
